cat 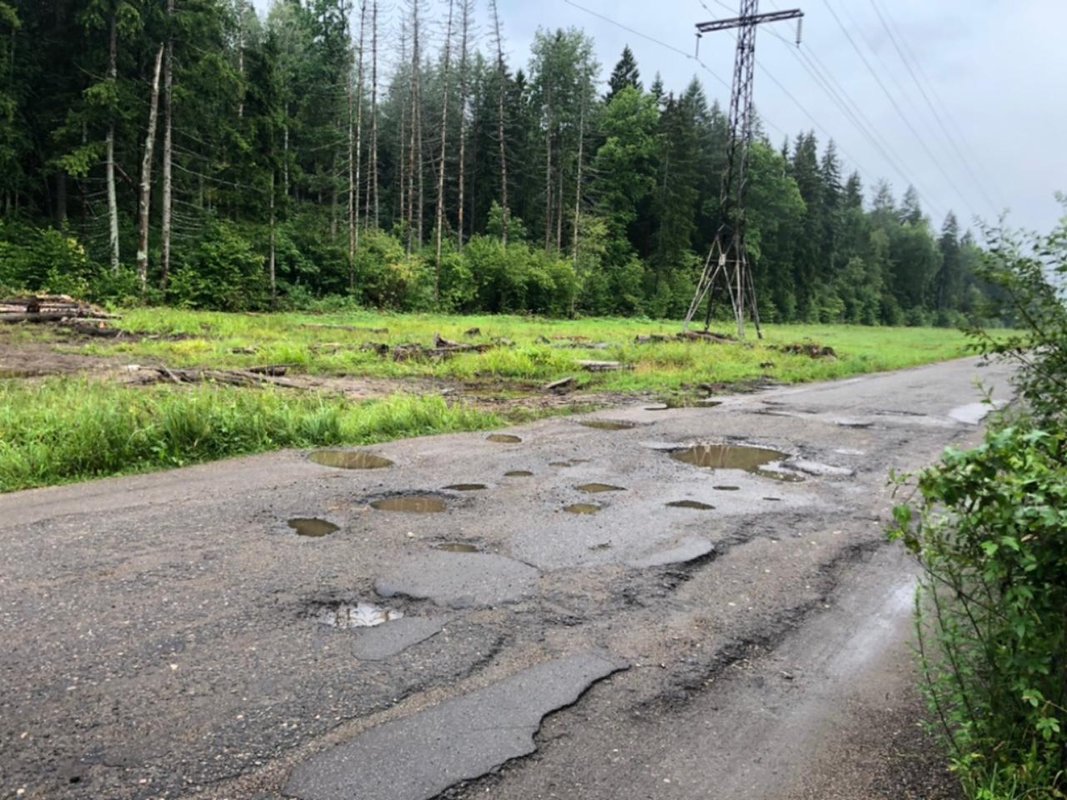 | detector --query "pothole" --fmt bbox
[310,450,394,469]
[671,443,786,471]
[370,495,448,513]
[434,542,481,553]
[311,602,404,628]
[564,503,601,515]
[713,485,741,491]
[487,434,522,444]
[288,518,340,537]
[764,496,782,502]
[578,420,637,430]
[504,470,534,477]
[443,483,487,491]
[666,500,715,510]
[576,483,626,494]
